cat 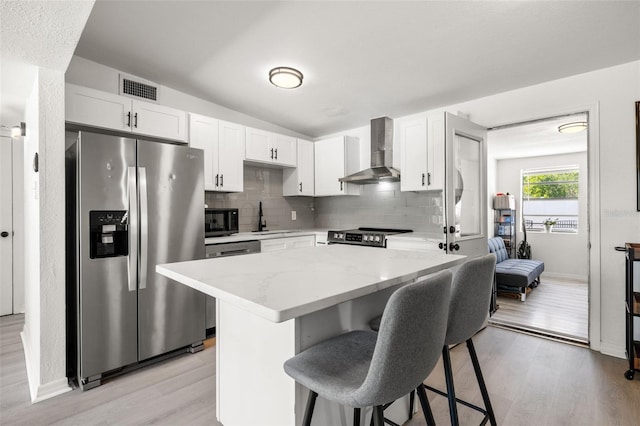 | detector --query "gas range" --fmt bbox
[327,227,412,248]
